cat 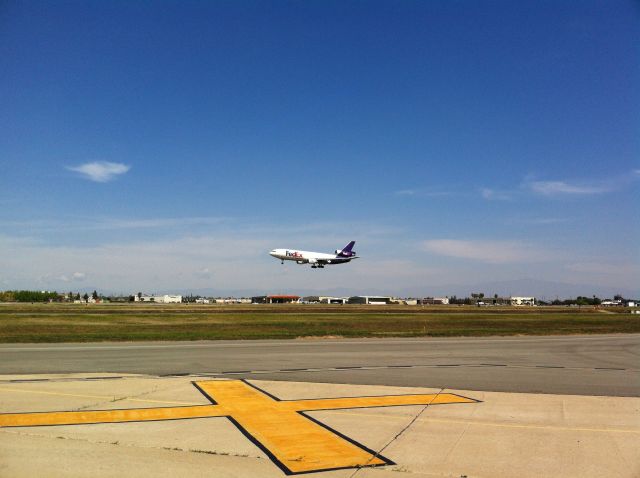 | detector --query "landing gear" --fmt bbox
[281,260,284,264]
